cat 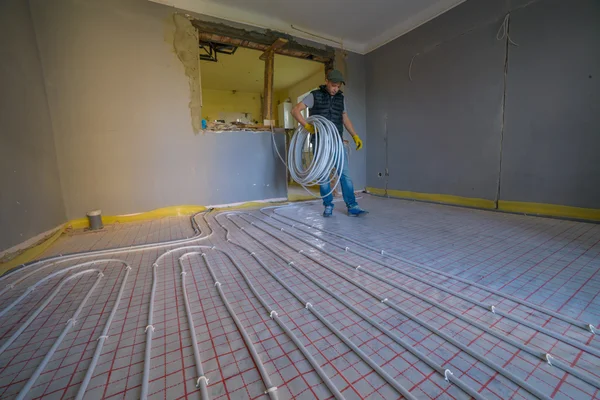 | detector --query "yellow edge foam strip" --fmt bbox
[367,187,496,209]
[68,205,208,230]
[0,226,67,276]
[498,200,600,221]
[0,200,302,276]
[367,187,600,221]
